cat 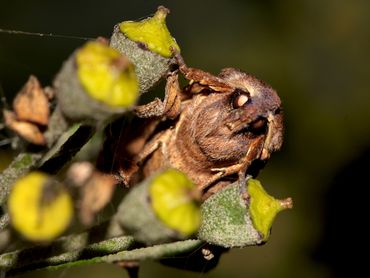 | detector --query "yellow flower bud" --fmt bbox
[8,172,73,242]
[149,169,200,236]
[120,6,180,58]
[247,179,293,240]
[76,41,138,108]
